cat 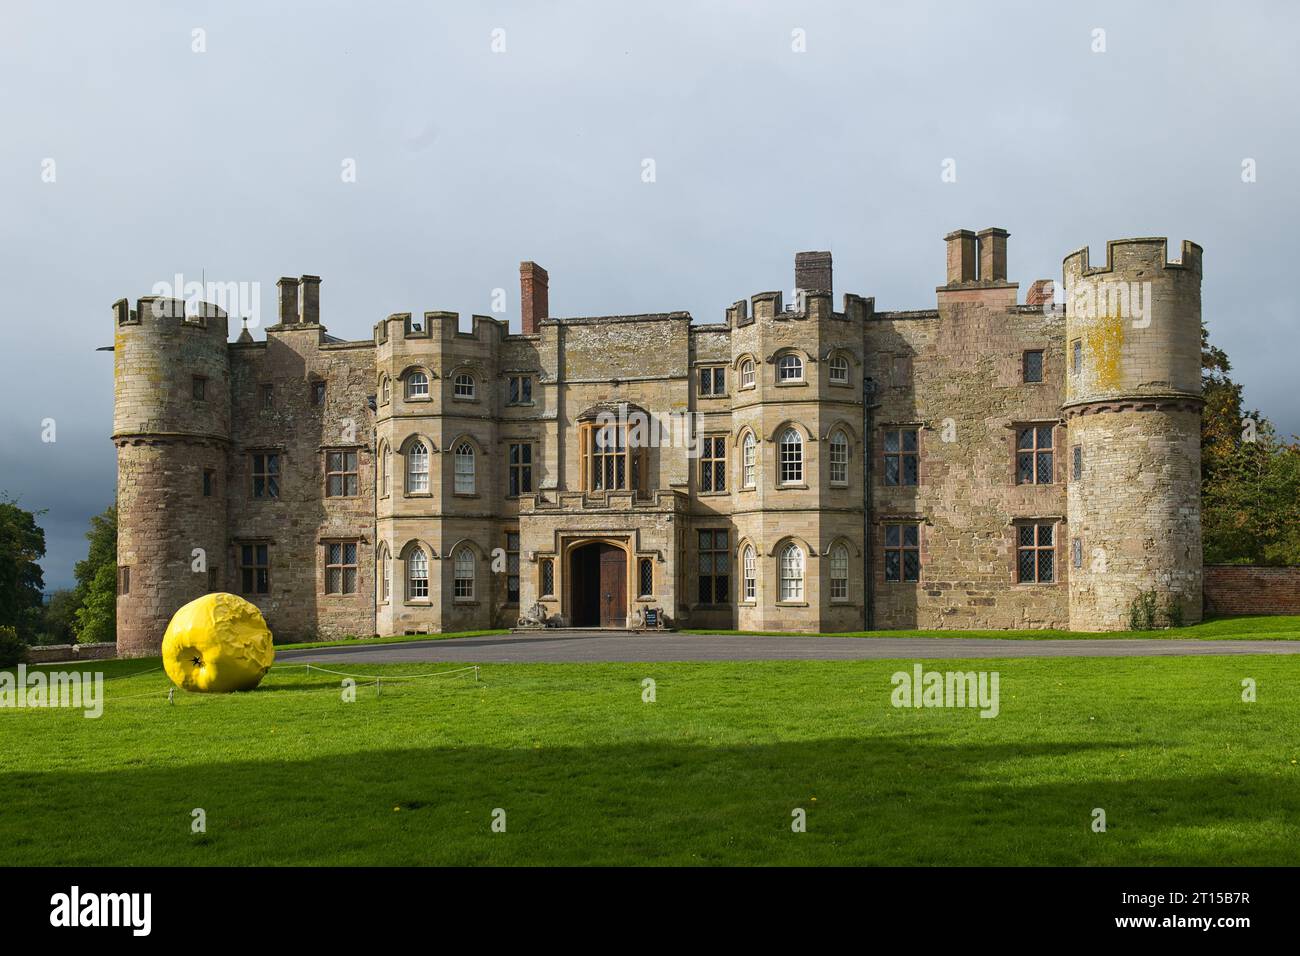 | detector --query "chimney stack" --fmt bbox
[1025,279,1054,306]
[944,230,977,285]
[794,250,833,295]
[520,261,549,334]
[276,277,300,325]
[977,228,1009,282]
[299,275,321,324]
